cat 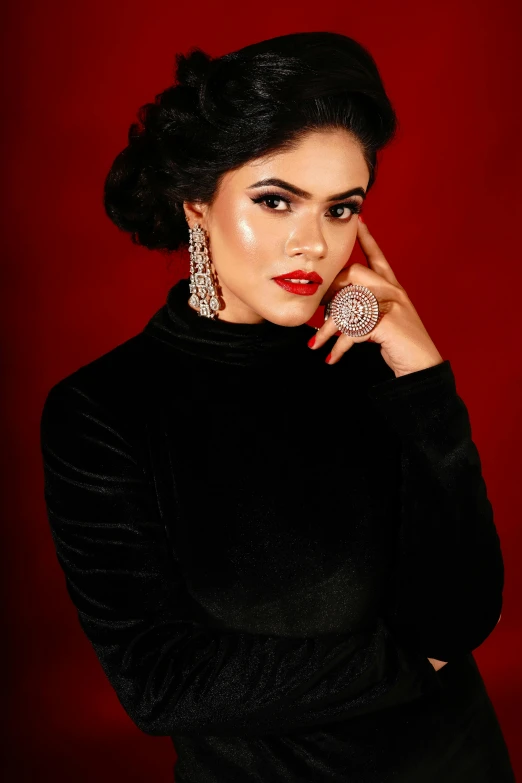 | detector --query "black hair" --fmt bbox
[103,31,398,253]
